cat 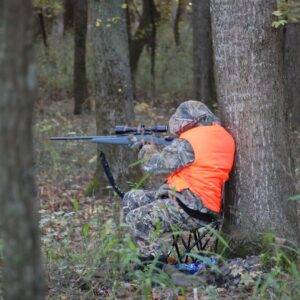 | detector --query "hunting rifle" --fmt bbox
[50,125,172,146]
[50,125,173,198]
